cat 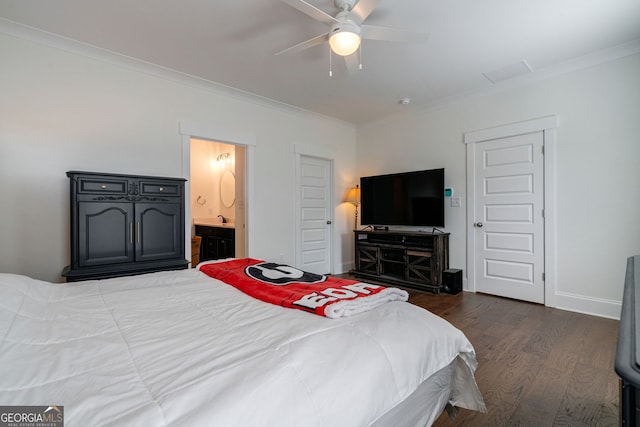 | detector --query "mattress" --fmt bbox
[0,269,485,426]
